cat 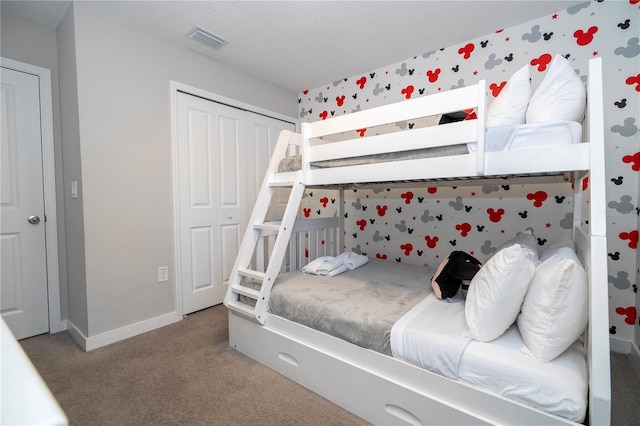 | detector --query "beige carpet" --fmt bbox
[19,305,369,426]
[19,305,640,425]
